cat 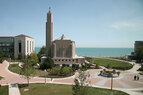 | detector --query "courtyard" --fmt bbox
[0,59,143,95]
